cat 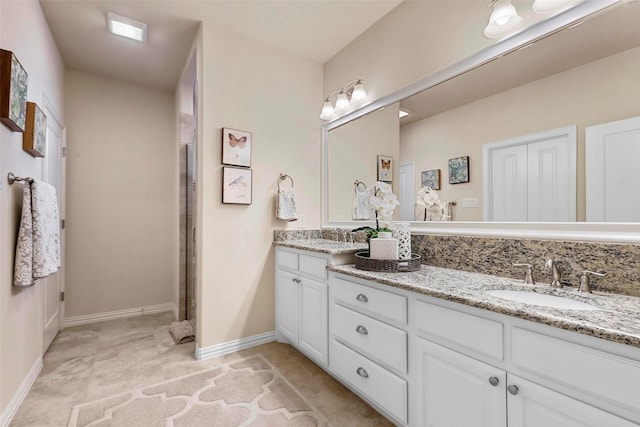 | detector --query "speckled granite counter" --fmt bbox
[329,264,640,348]
[274,239,368,255]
